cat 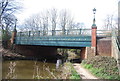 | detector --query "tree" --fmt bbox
[21,8,83,36]
[59,9,77,35]
[49,8,57,36]
[22,11,49,36]
[0,0,21,31]
[103,14,117,30]
[59,9,69,35]
[0,0,22,48]
[41,10,49,36]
